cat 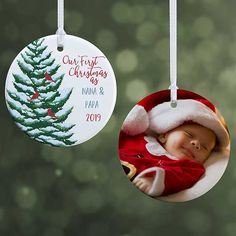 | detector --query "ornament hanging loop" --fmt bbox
[56,0,66,50]
[169,84,178,108]
[169,0,178,107]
